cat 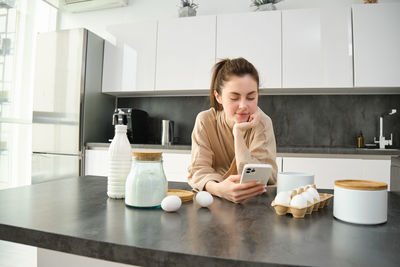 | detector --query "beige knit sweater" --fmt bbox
[187,107,278,191]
